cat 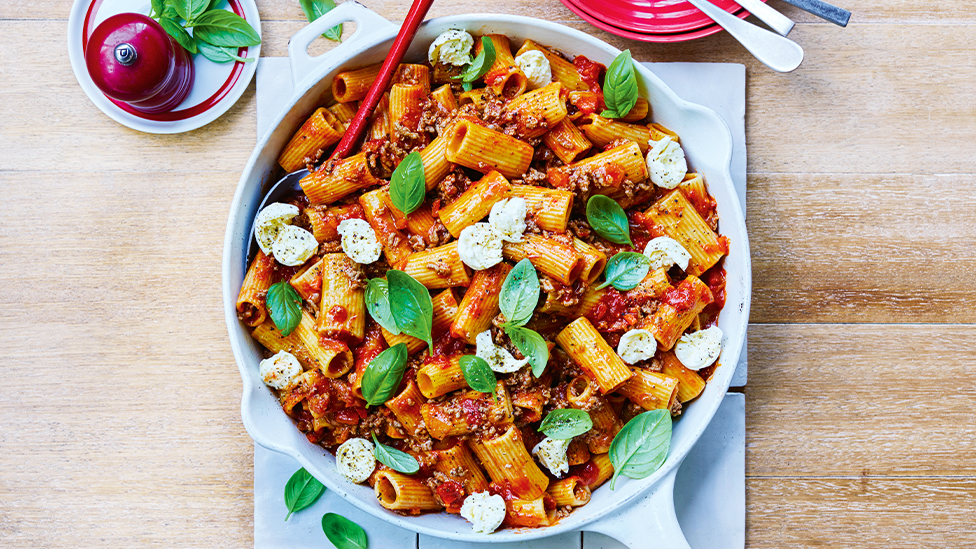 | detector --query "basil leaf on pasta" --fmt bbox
[283,467,325,521]
[389,151,426,215]
[365,278,399,335]
[372,433,420,474]
[387,270,434,348]
[505,325,548,377]
[159,18,198,54]
[586,195,632,246]
[608,409,672,489]
[601,50,638,120]
[499,259,540,327]
[539,409,593,440]
[457,36,496,83]
[597,252,650,291]
[459,355,497,397]
[190,9,262,47]
[298,0,343,42]
[266,282,302,336]
[321,513,368,549]
[361,343,408,406]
